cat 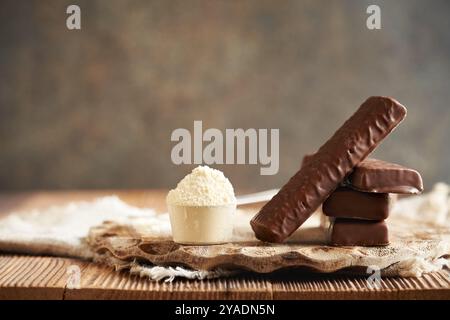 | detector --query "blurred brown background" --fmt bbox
[1,0,449,192]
